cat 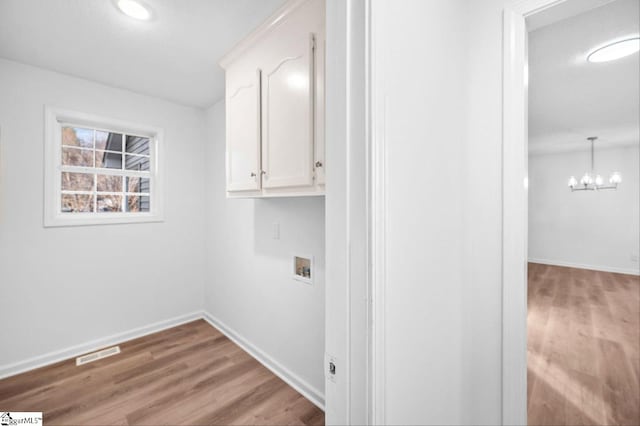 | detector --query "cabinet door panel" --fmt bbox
[314,31,325,186]
[262,36,314,189]
[226,70,261,192]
